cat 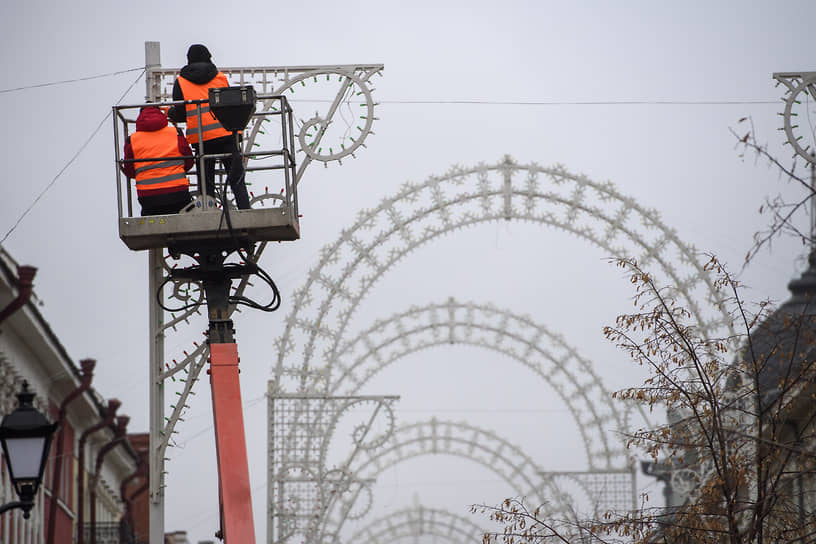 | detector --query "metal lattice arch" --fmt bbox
[330,297,647,470]
[266,154,735,543]
[347,506,484,544]
[319,418,569,541]
[273,155,732,394]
